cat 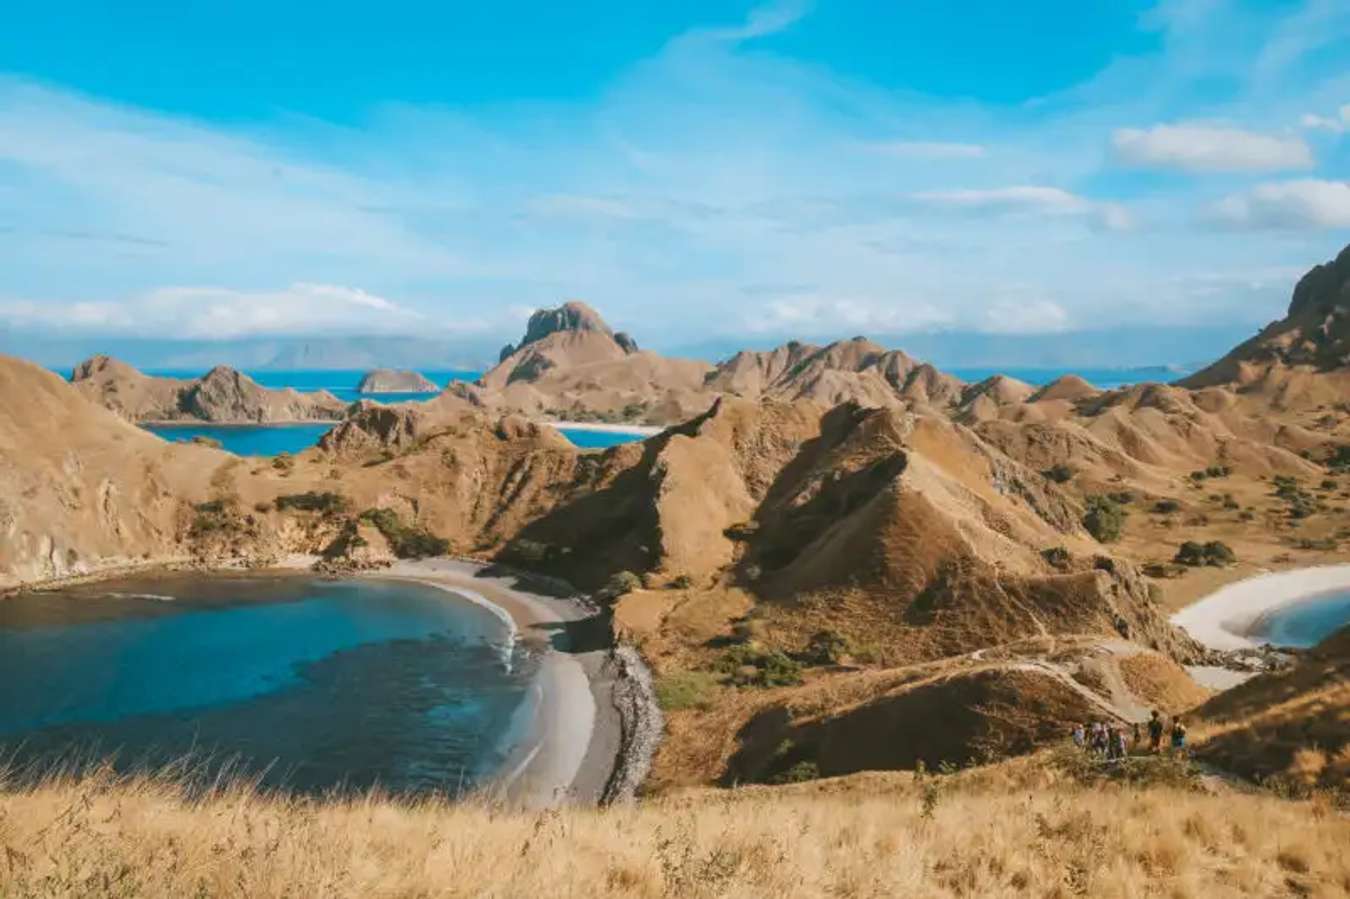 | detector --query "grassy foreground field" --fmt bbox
[2,759,1346,898]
